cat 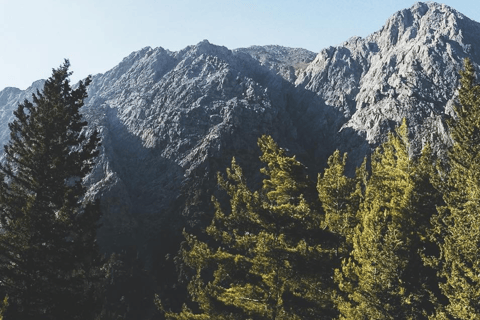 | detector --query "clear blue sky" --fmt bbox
[0,0,479,90]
